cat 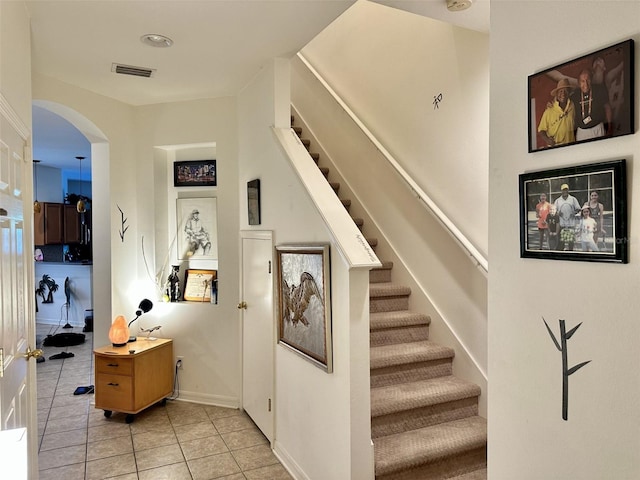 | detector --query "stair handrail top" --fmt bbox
[272,126,382,271]
[296,52,488,276]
